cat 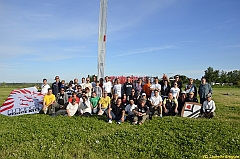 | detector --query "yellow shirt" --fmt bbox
[44,94,56,107]
[99,96,111,108]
